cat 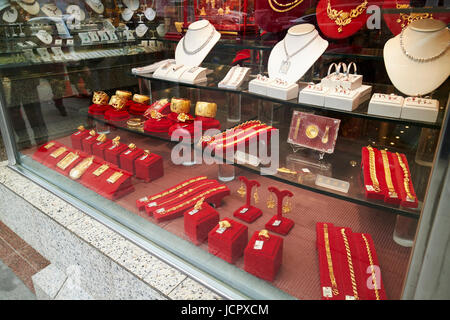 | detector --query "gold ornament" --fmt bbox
[267,192,275,209]
[237,181,246,198]
[326,0,368,33]
[282,198,292,214]
[253,187,259,204]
